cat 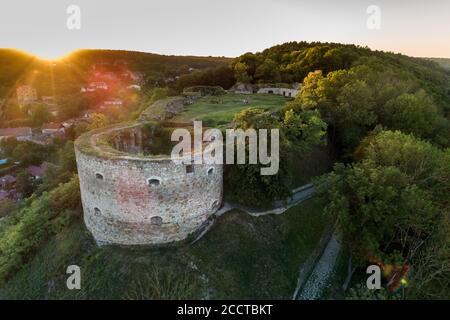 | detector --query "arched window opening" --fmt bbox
[147,178,161,186]
[95,173,104,180]
[150,216,163,225]
[186,164,194,174]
